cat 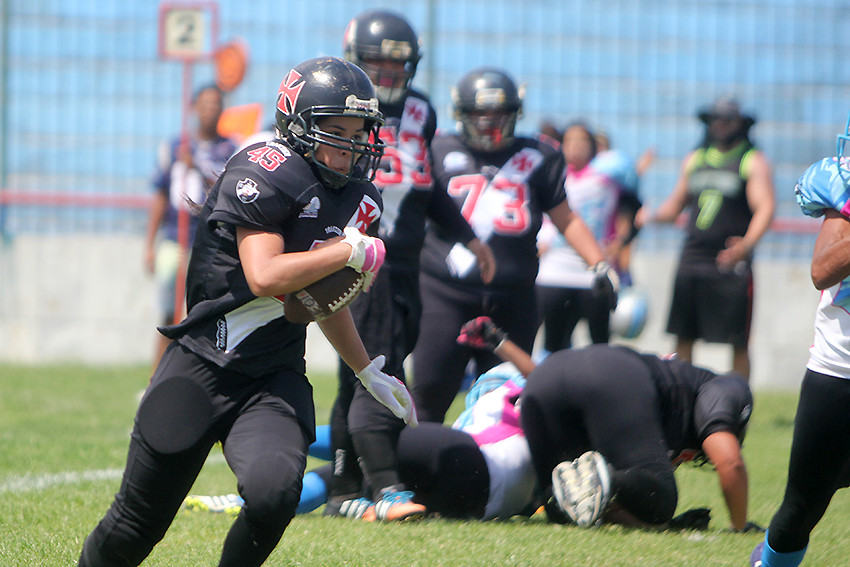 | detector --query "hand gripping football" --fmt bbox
[283,267,366,324]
